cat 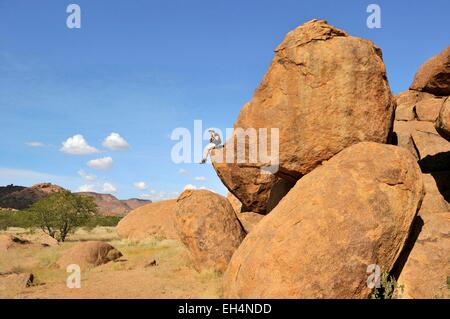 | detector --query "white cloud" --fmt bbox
[78,184,95,192]
[78,169,96,181]
[26,141,45,148]
[102,182,117,193]
[183,184,197,191]
[133,181,148,190]
[102,132,129,150]
[60,134,99,155]
[87,157,113,170]
[193,176,206,181]
[178,168,188,175]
